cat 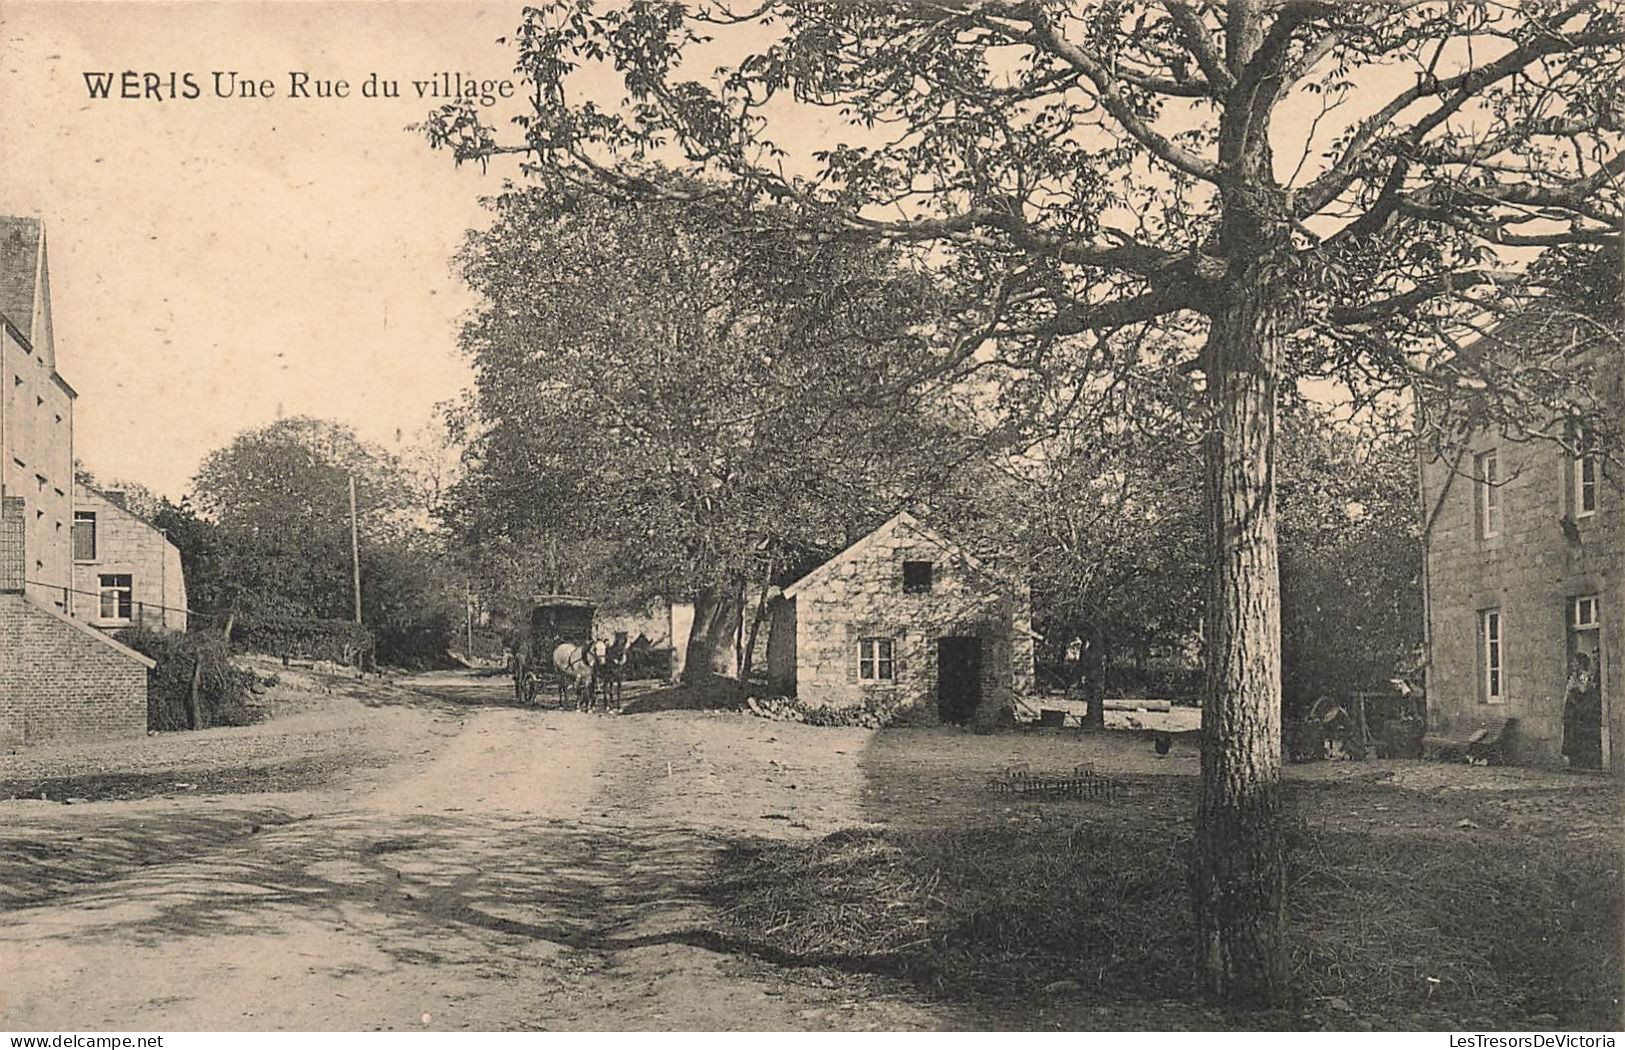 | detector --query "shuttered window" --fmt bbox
[73,511,96,560]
